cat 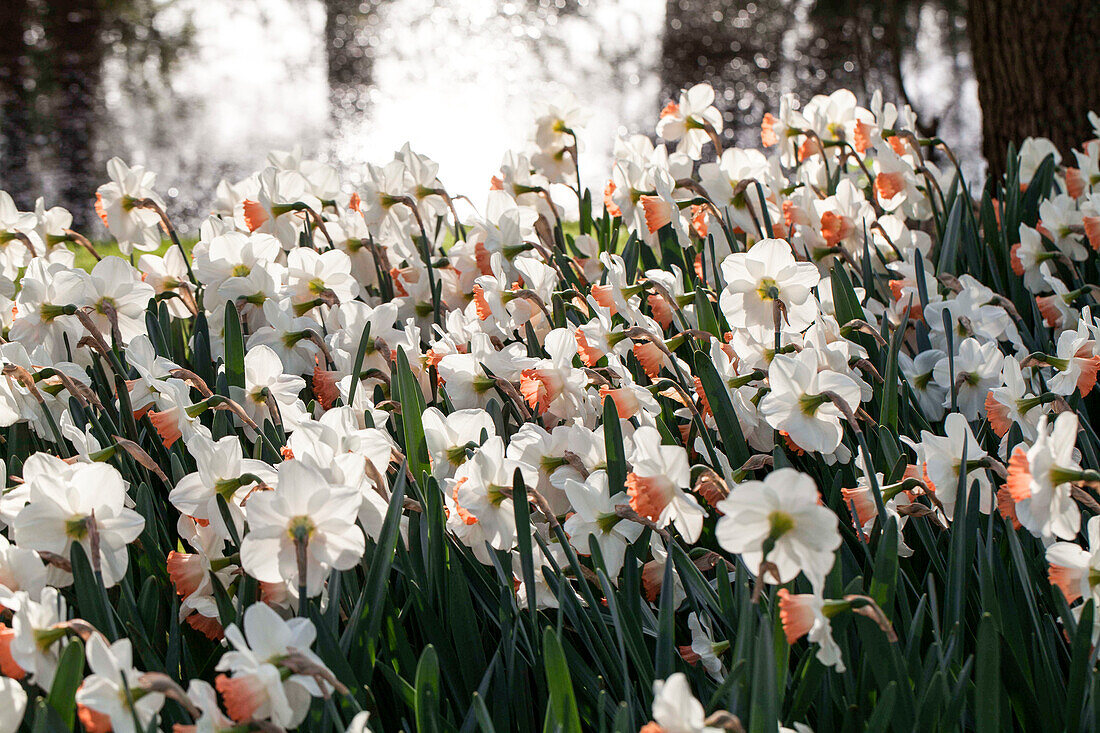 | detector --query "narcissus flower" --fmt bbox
[94,157,166,255]
[1047,515,1100,604]
[778,589,845,671]
[719,238,821,333]
[13,459,144,588]
[240,460,365,597]
[242,167,322,250]
[518,329,589,421]
[715,468,840,591]
[0,677,26,733]
[656,83,724,160]
[214,602,334,728]
[1046,516,1100,642]
[643,672,722,733]
[7,587,67,690]
[931,337,1003,420]
[231,344,309,435]
[626,426,706,542]
[984,356,1043,440]
[1045,323,1100,397]
[169,434,277,539]
[422,406,496,480]
[759,349,861,455]
[176,679,235,733]
[562,470,643,577]
[450,436,525,552]
[246,299,323,376]
[677,612,726,680]
[75,635,165,733]
[1007,412,1084,541]
[85,256,156,344]
[904,413,992,518]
